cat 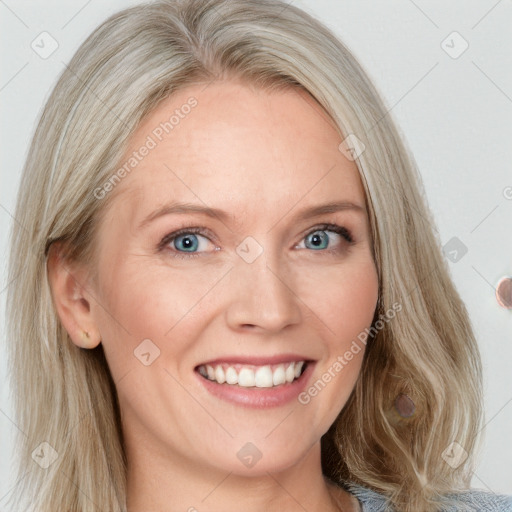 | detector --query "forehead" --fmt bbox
[105,80,366,228]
